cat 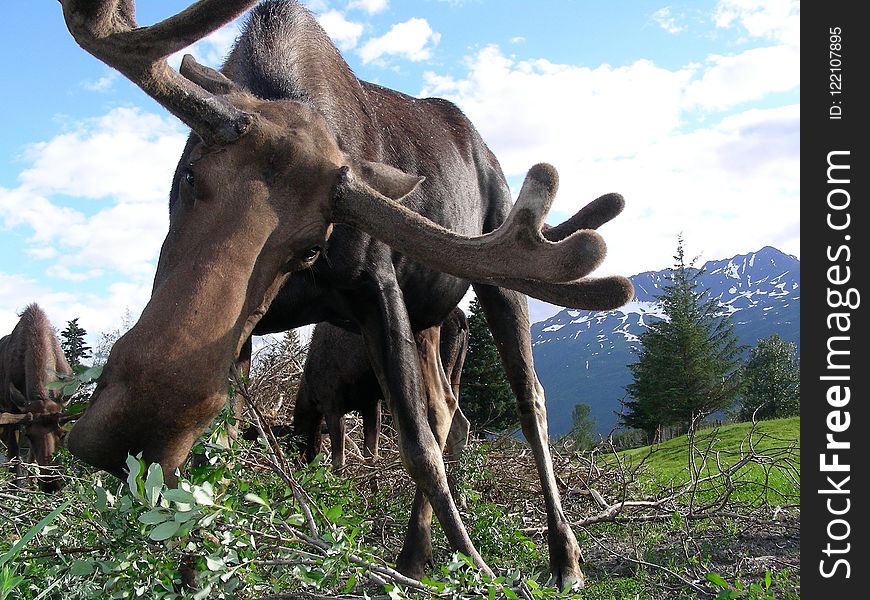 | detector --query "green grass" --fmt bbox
[614,417,800,505]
